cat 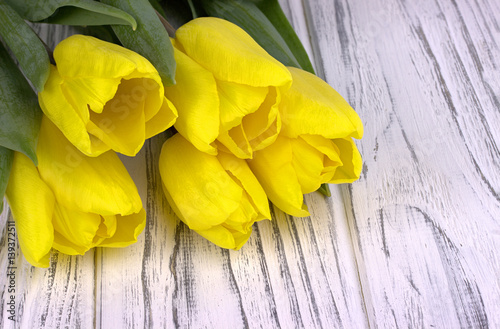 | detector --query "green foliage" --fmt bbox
[0,1,50,92]
[254,0,315,73]
[102,0,176,86]
[199,0,314,73]
[0,43,42,165]
[0,146,13,213]
[5,0,136,28]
